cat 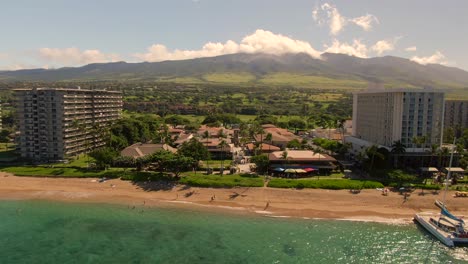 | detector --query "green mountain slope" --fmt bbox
[1,53,468,94]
